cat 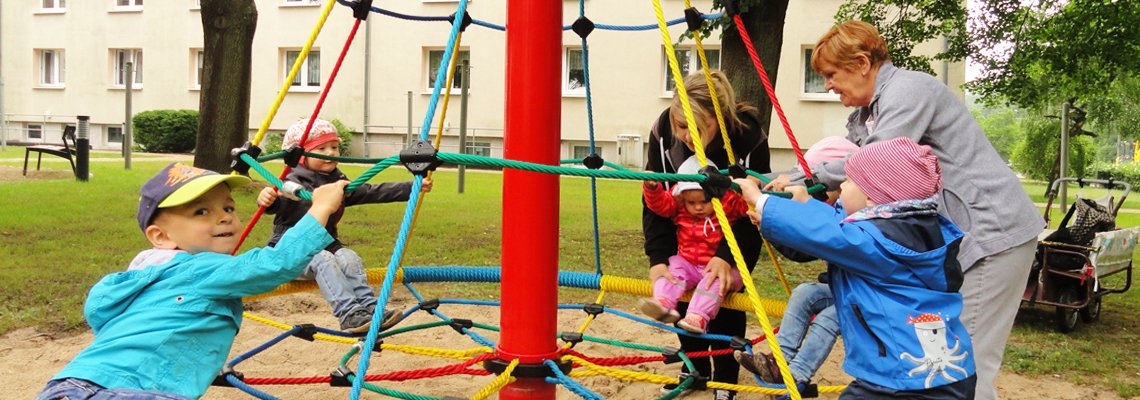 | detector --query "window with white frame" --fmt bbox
[564,47,586,94]
[465,141,491,157]
[116,0,143,7]
[426,49,470,91]
[283,0,320,5]
[193,49,204,89]
[663,47,720,93]
[107,126,124,144]
[41,0,66,10]
[801,47,839,101]
[572,145,601,159]
[38,49,65,86]
[113,49,144,88]
[27,124,44,141]
[284,50,321,89]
